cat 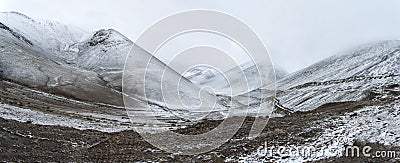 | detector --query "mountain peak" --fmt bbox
[87,28,130,47]
[0,11,87,61]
